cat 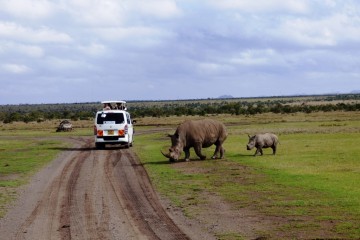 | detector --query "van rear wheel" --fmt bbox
[96,143,105,149]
